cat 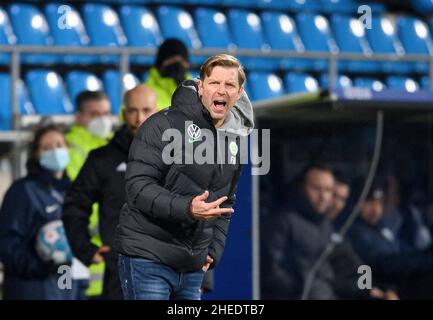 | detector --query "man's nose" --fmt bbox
[216,84,226,95]
[137,113,146,125]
